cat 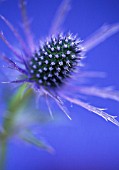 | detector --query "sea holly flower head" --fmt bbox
[0,0,119,126]
[29,34,83,87]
